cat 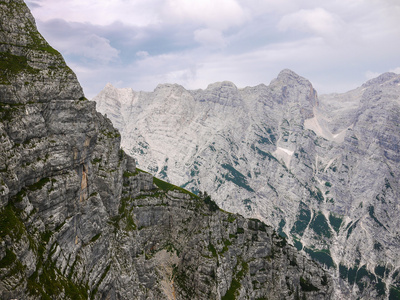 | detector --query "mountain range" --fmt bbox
[94,67,400,298]
[0,1,340,299]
